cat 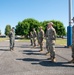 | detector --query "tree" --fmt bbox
[15,22,22,35]
[41,20,66,36]
[40,21,49,33]
[15,21,30,37]
[15,18,40,37]
[5,25,11,35]
[15,18,66,38]
[22,18,40,32]
[50,20,66,36]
